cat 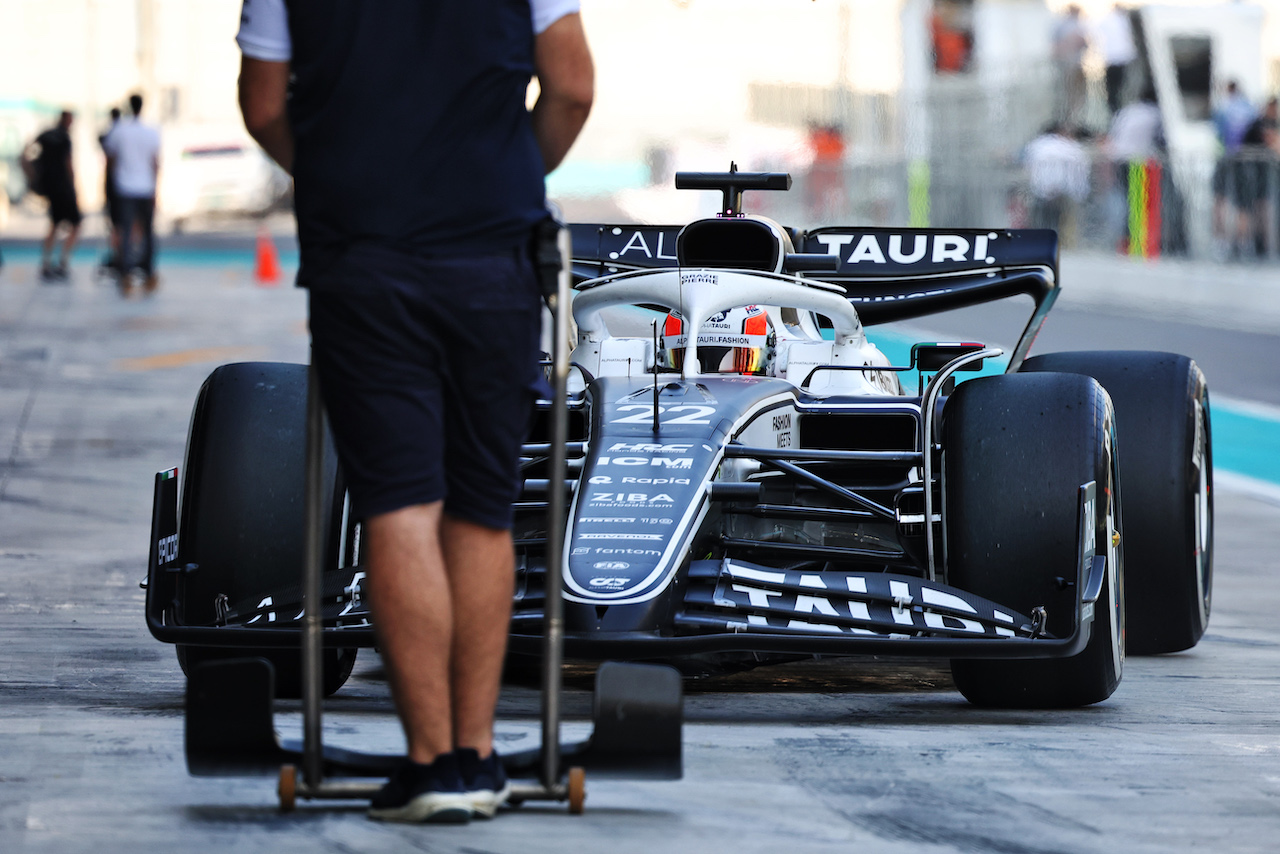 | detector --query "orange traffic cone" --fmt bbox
[255,226,281,286]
